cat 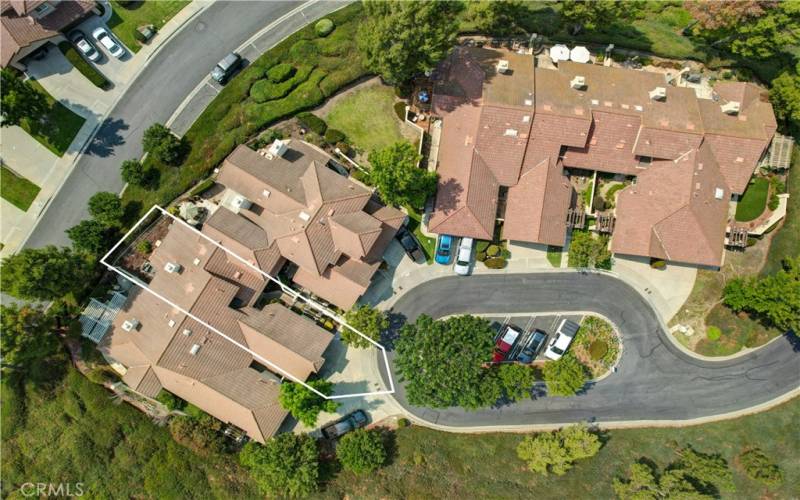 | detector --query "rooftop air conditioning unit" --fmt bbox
[231,194,252,211]
[497,59,510,74]
[570,76,586,90]
[721,101,740,115]
[121,318,140,332]
[164,262,182,274]
[714,187,725,200]
[267,139,288,159]
[183,329,192,336]
[298,211,311,222]
[649,87,667,101]
[189,344,201,356]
